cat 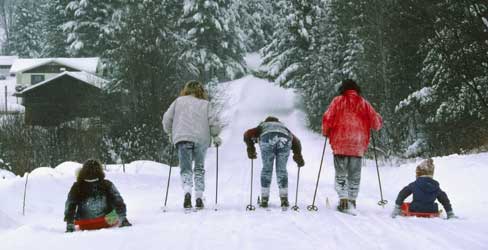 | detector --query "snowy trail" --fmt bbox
[1,71,488,249]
